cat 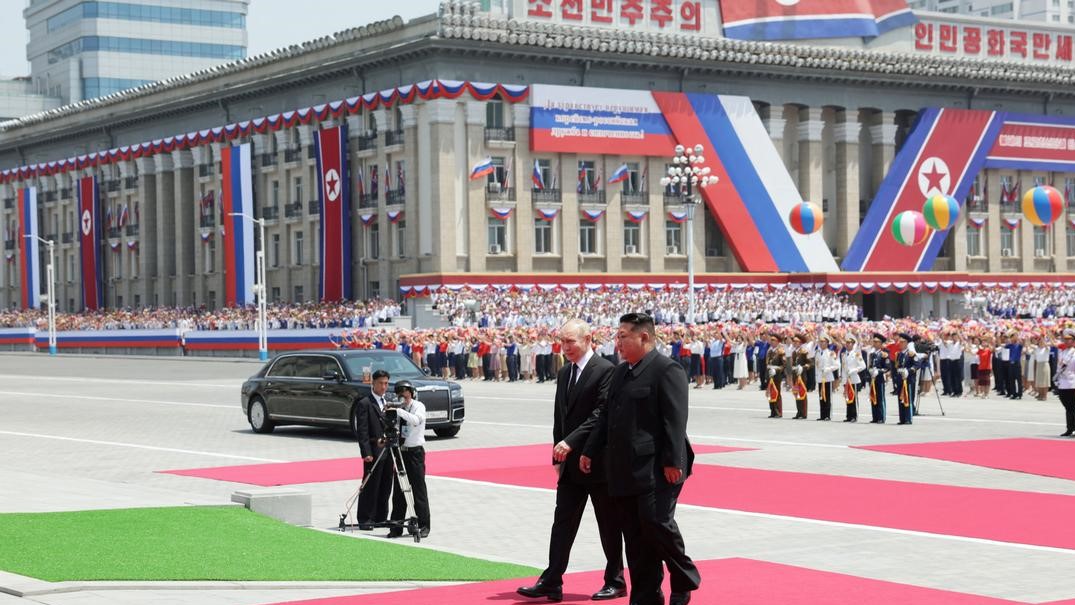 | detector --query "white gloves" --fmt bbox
[898,368,909,378]
[915,353,926,361]
[794,365,803,376]
[767,365,781,373]
[869,368,879,378]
